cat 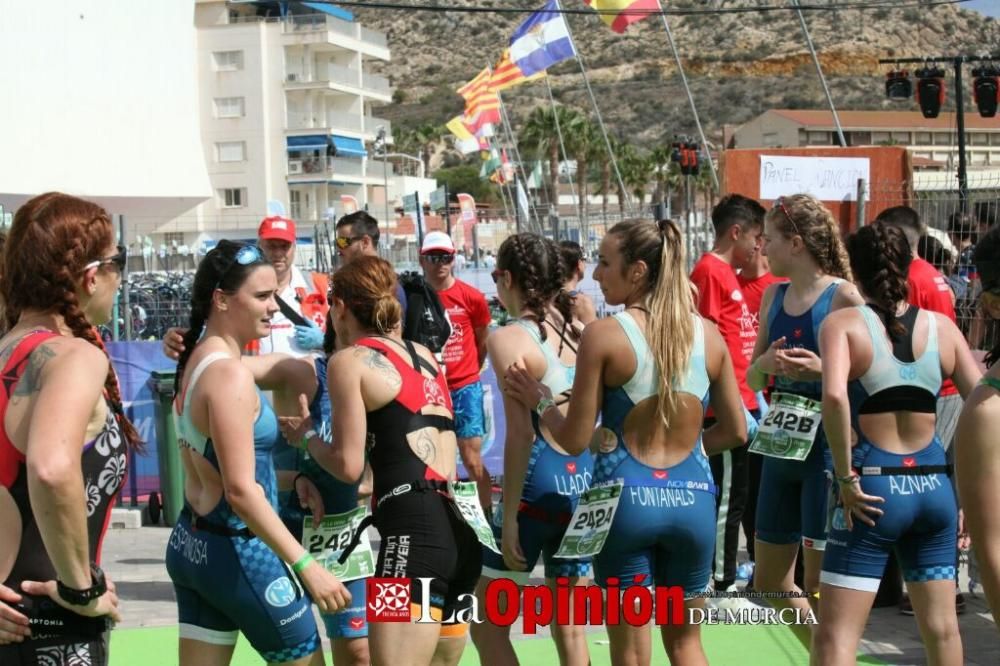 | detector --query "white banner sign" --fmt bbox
[759,155,870,202]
